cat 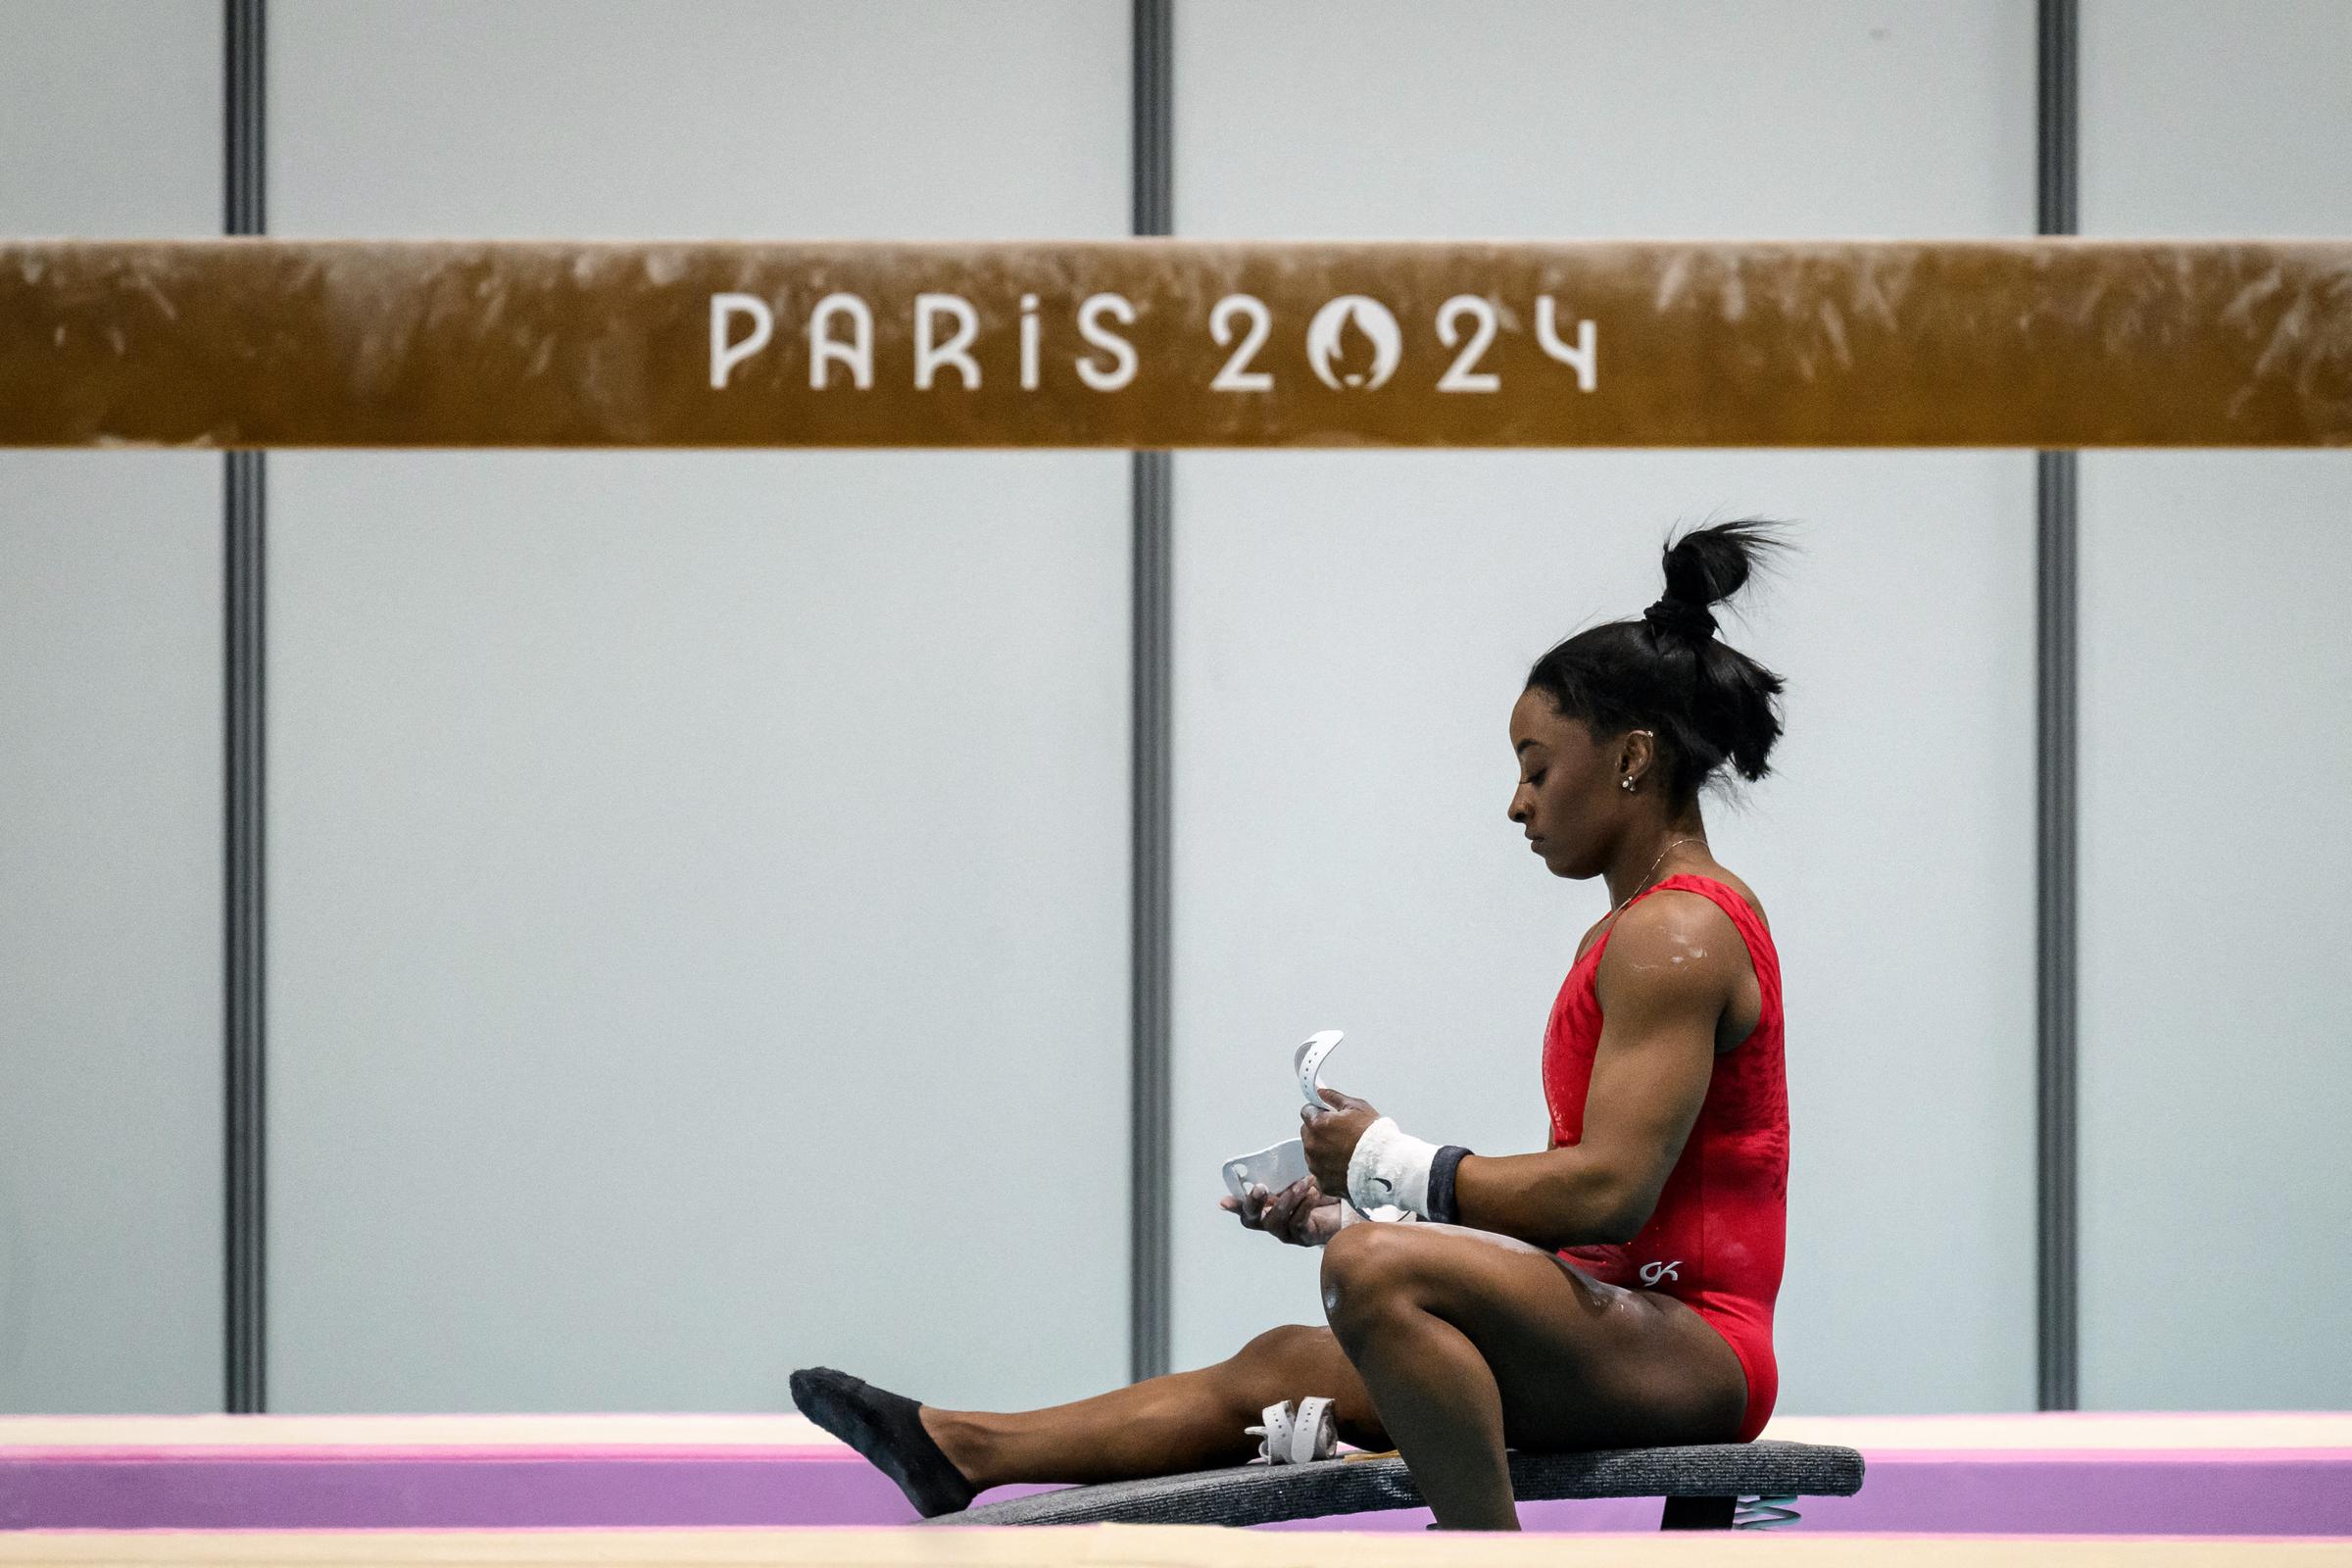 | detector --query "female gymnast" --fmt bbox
[794,519,1790,1531]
